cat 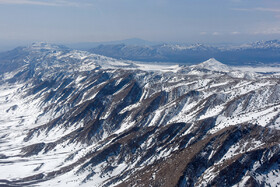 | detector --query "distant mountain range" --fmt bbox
[65,38,161,50]
[85,39,280,66]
